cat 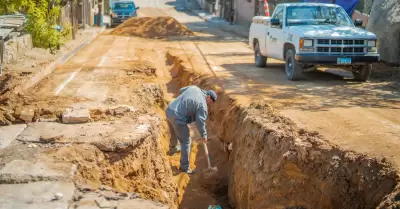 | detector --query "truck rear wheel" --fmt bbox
[285,49,303,81]
[353,64,372,81]
[254,42,267,68]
